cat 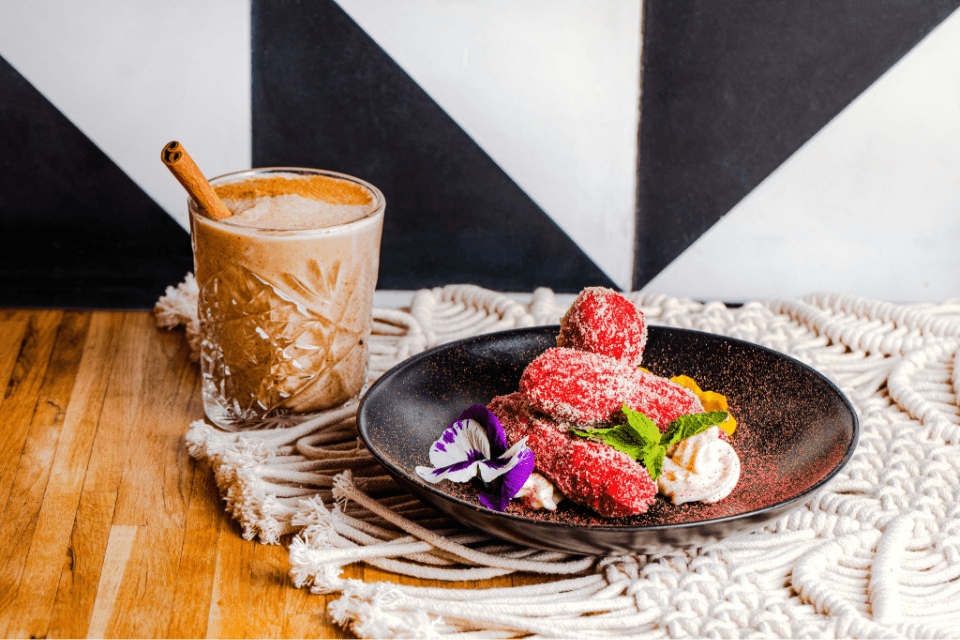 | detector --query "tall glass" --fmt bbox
[189,168,385,430]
